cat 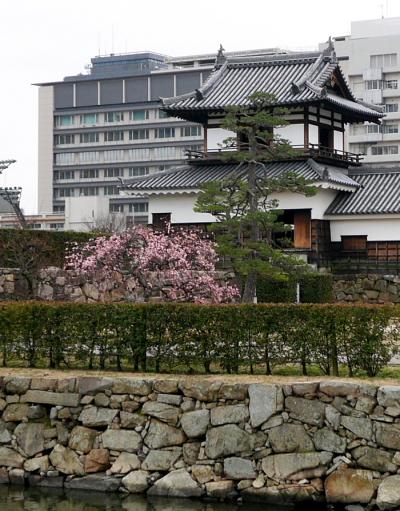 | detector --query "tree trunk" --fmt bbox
[242,153,259,303]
